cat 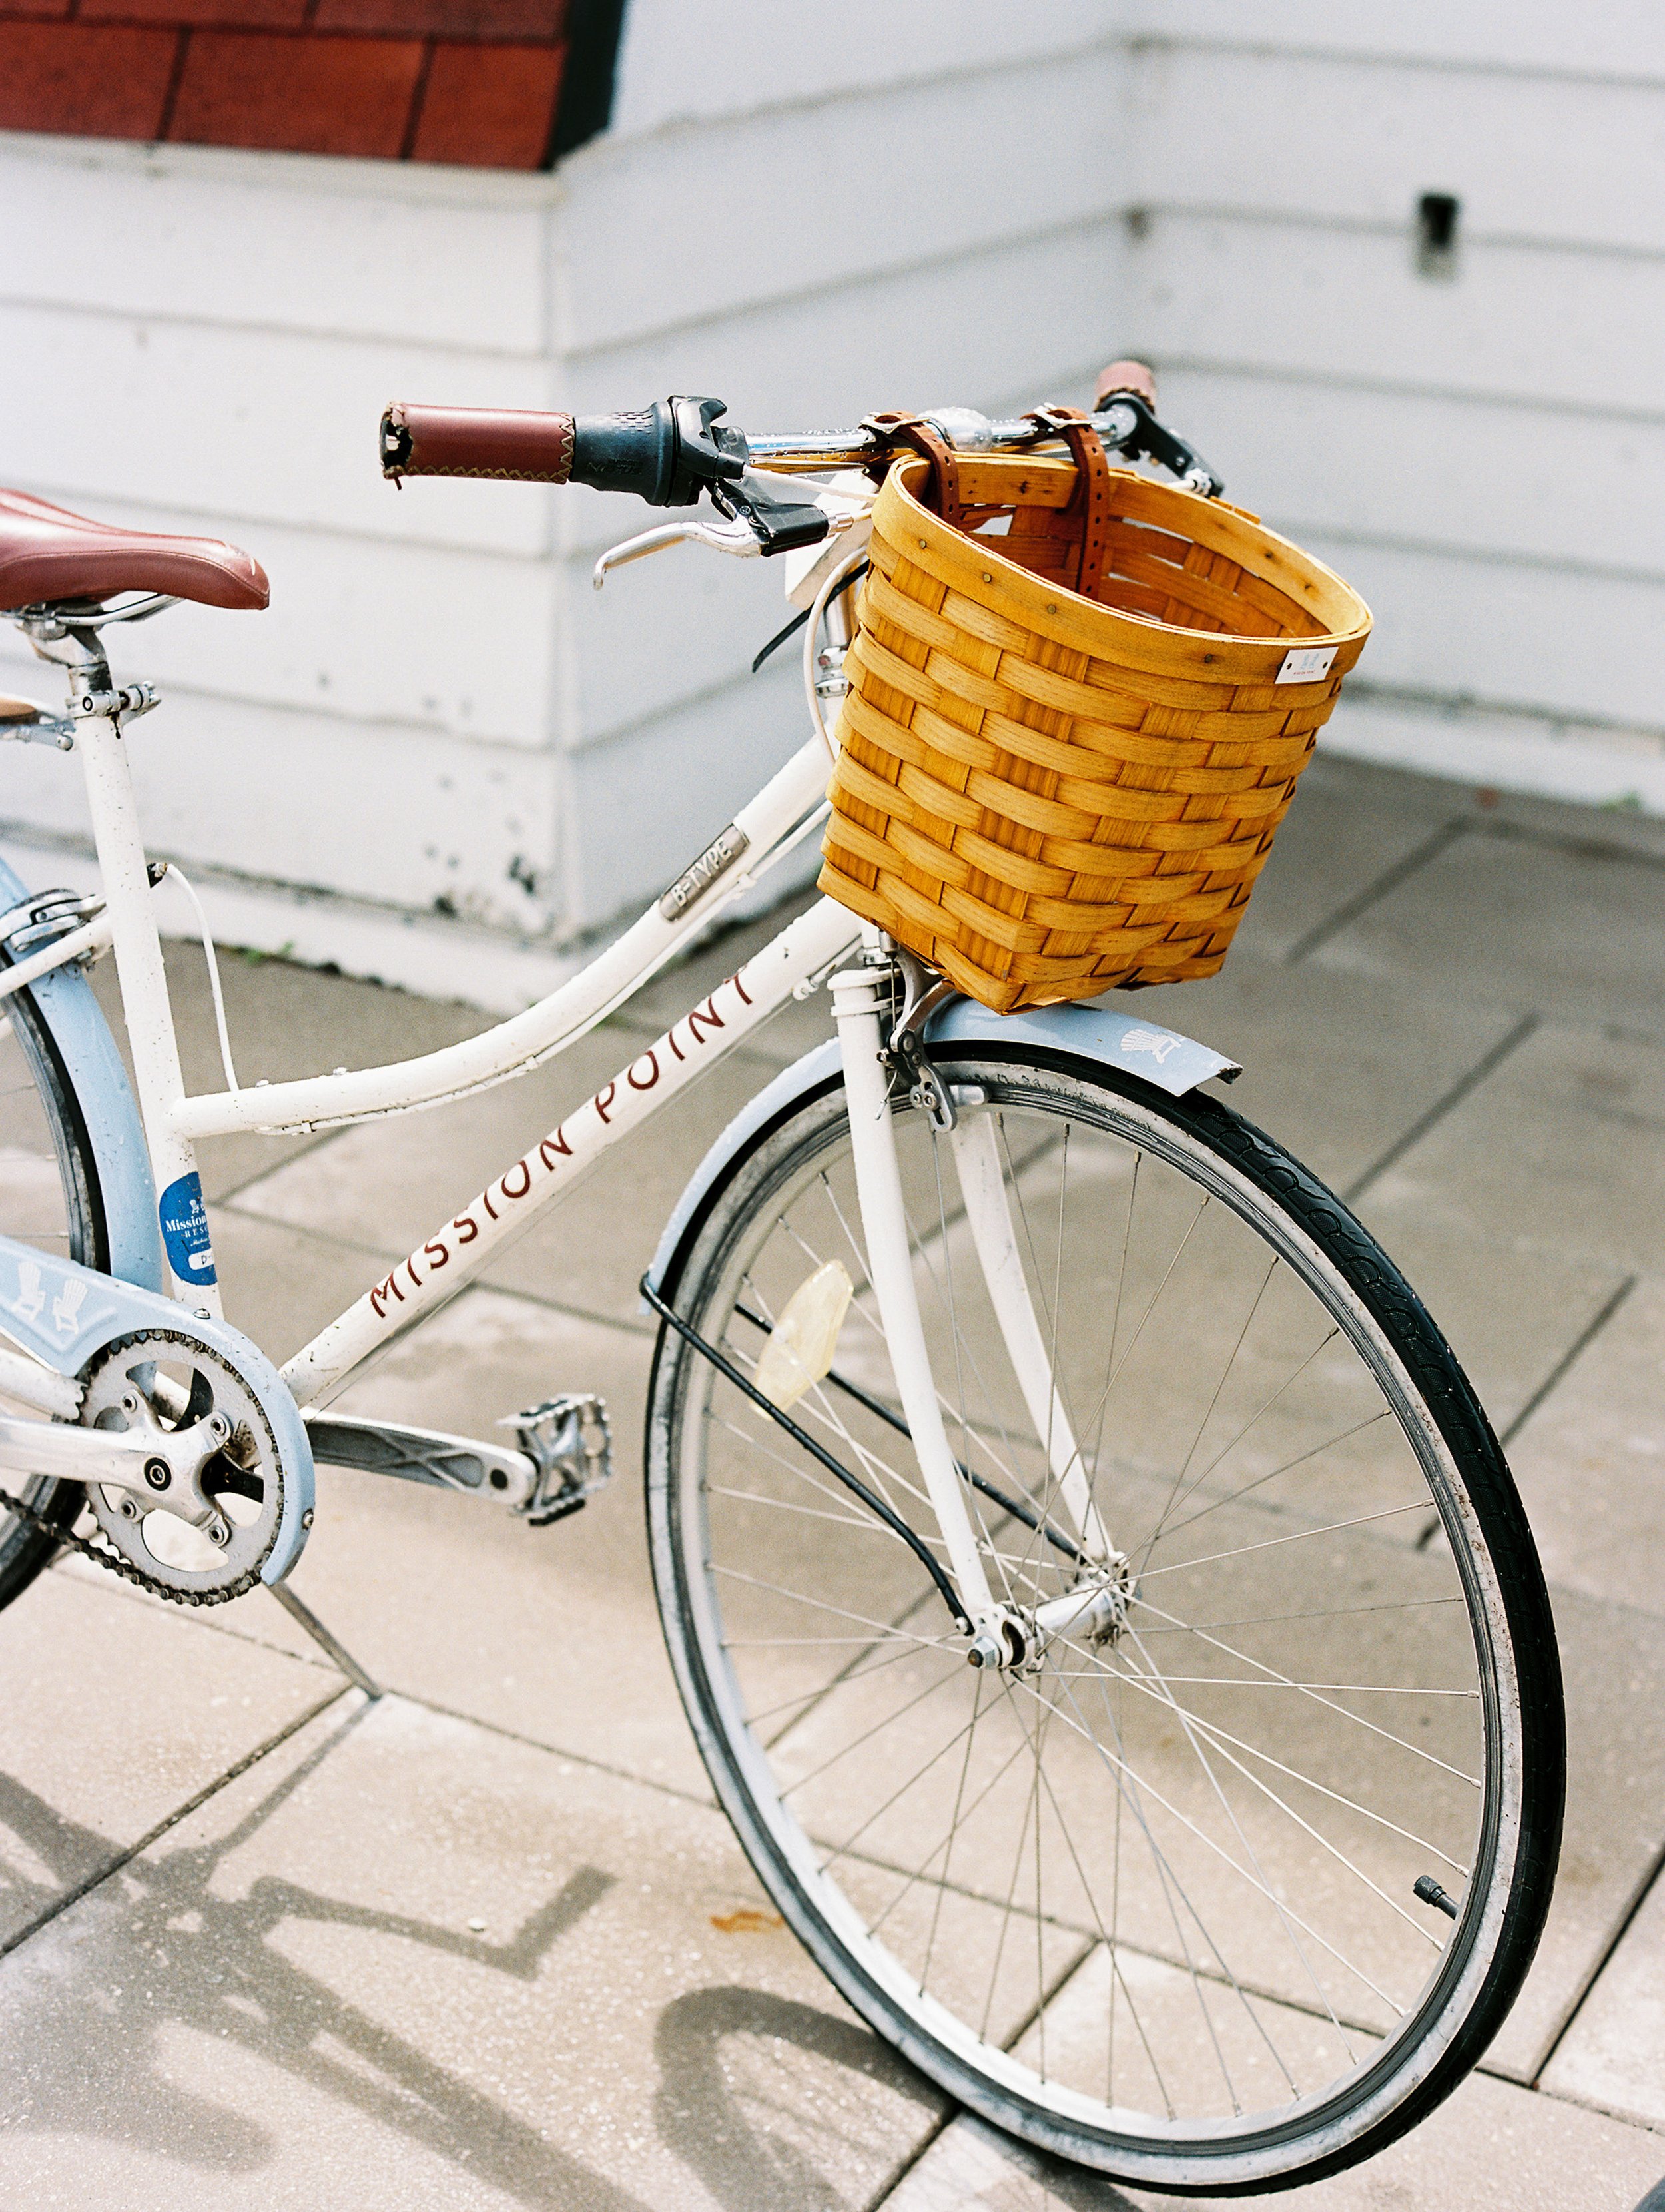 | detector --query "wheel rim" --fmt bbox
[658,1064,1525,2182]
